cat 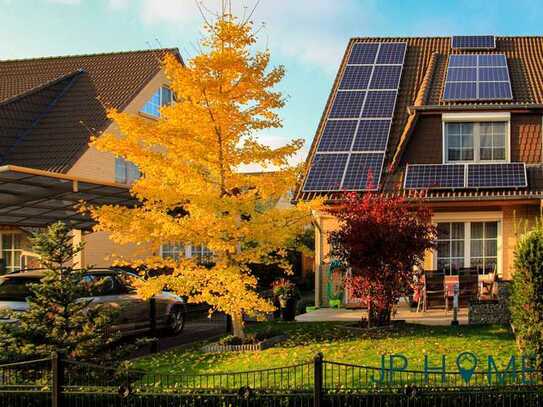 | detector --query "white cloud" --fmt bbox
[46,0,81,4]
[140,0,199,24]
[107,0,130,10]
[136,0,369,73]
